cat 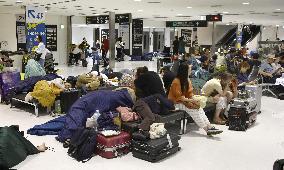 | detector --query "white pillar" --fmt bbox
[164,27,171,47]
